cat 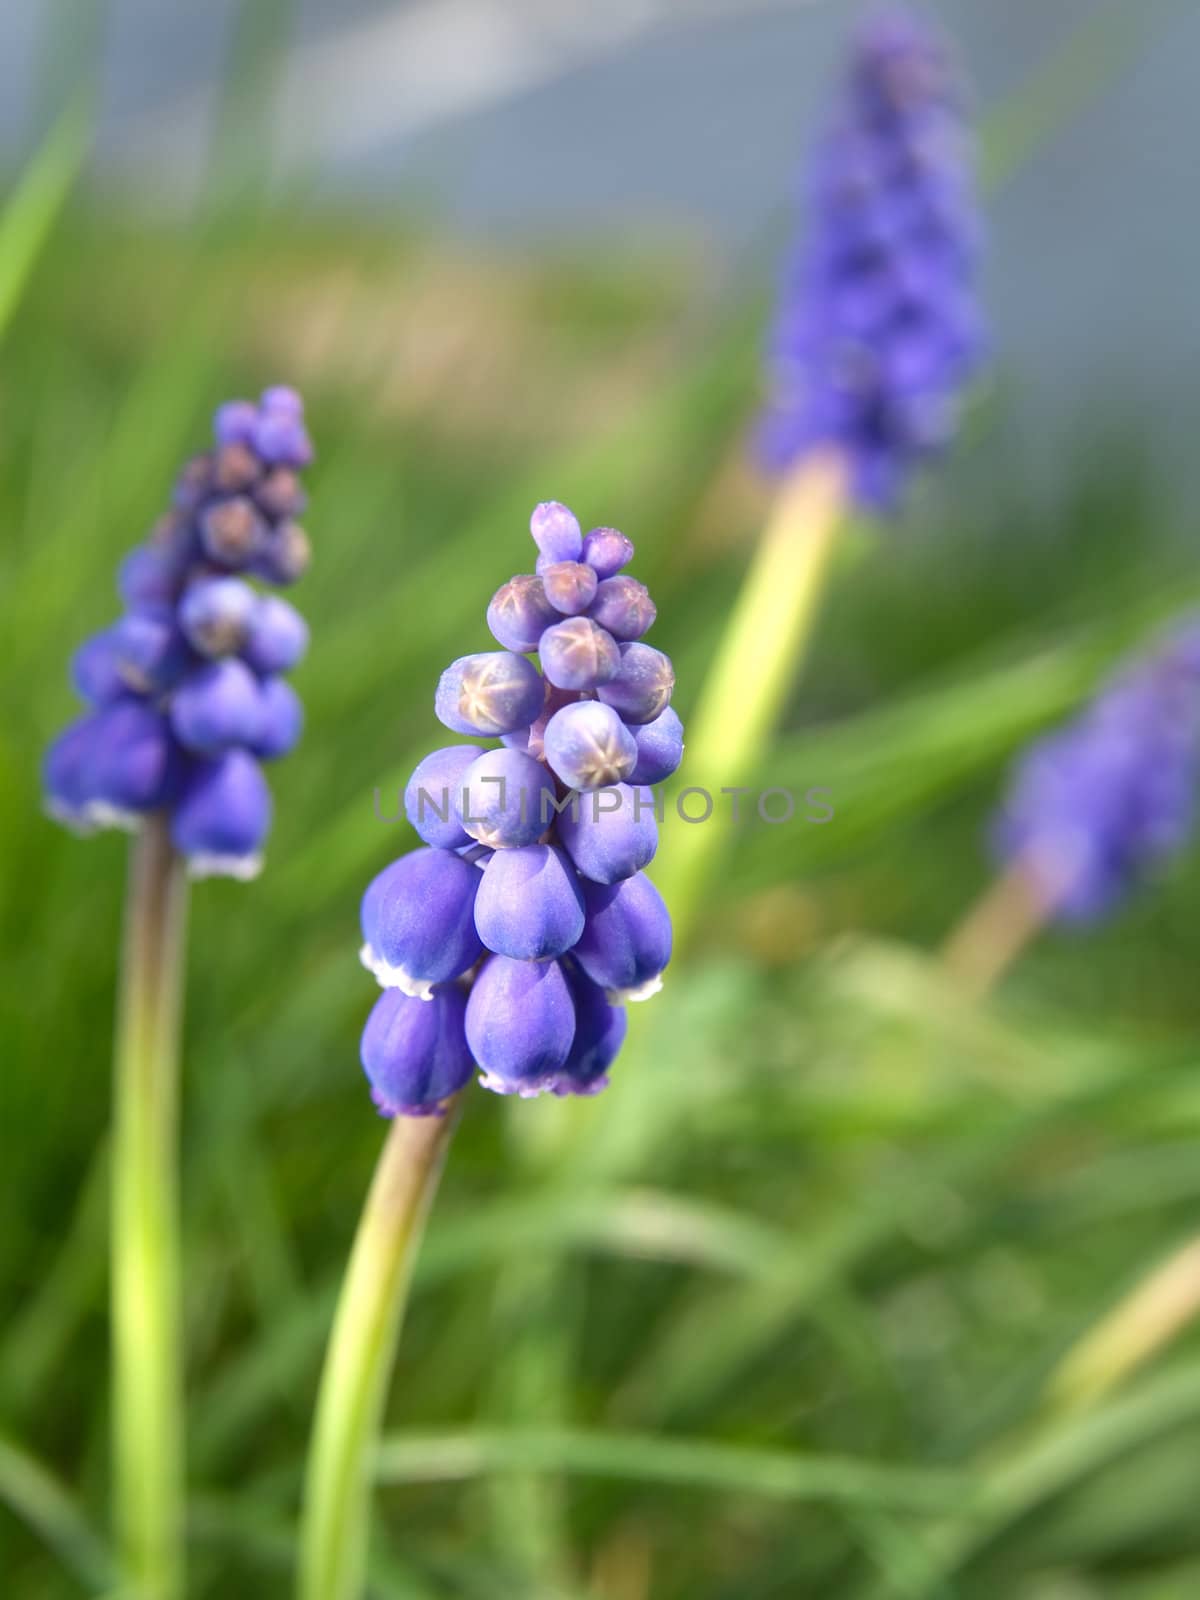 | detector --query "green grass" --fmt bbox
[6,23,1200,1595]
